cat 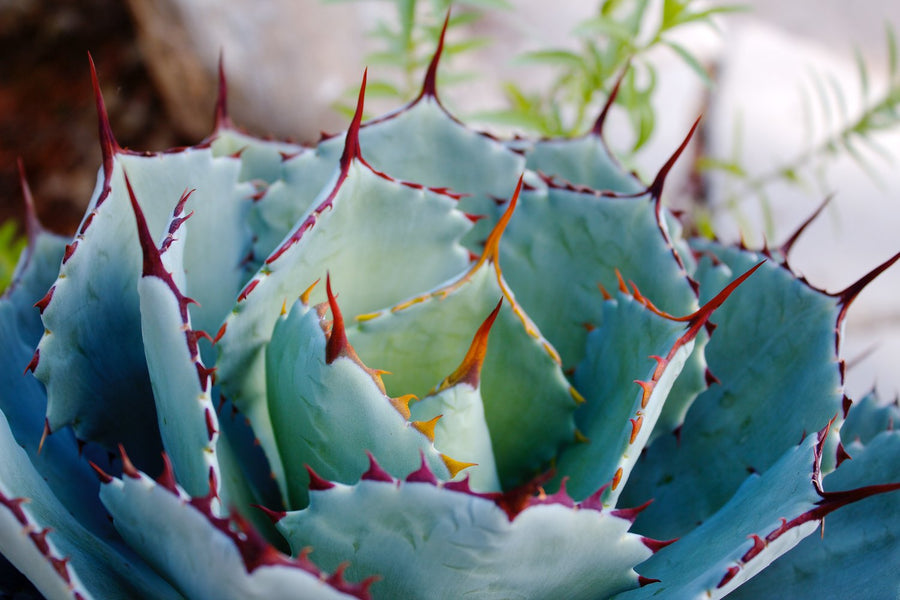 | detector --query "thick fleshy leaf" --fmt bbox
[409,301,504,492]
[621,245,845,540]
[277,465,653,600]
[498,183,698,369]
[216,106,473,488]
[347,202,577,486]
[209,127,306,184]
[266,285,453,508]
[614,432,826,599]
[495,179,708,444]
[0,218,119,539]
[130,183,220,498]
[841,392,900,446]
[558,263,758,504]
[728,427,900,599]
[409,381,499,492]
[246,144,342,265]
[519,133,644,195]
[98,468,373,600]
[5,222,68,345]
[33,114,254,468]
[339,97,524,243]
[557,293,695,503]
[249,103,522,272]
[0,412,179,599]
